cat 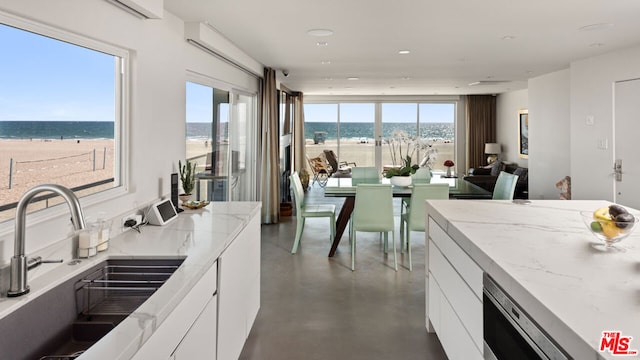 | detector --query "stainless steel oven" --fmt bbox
[483,273,571,360]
